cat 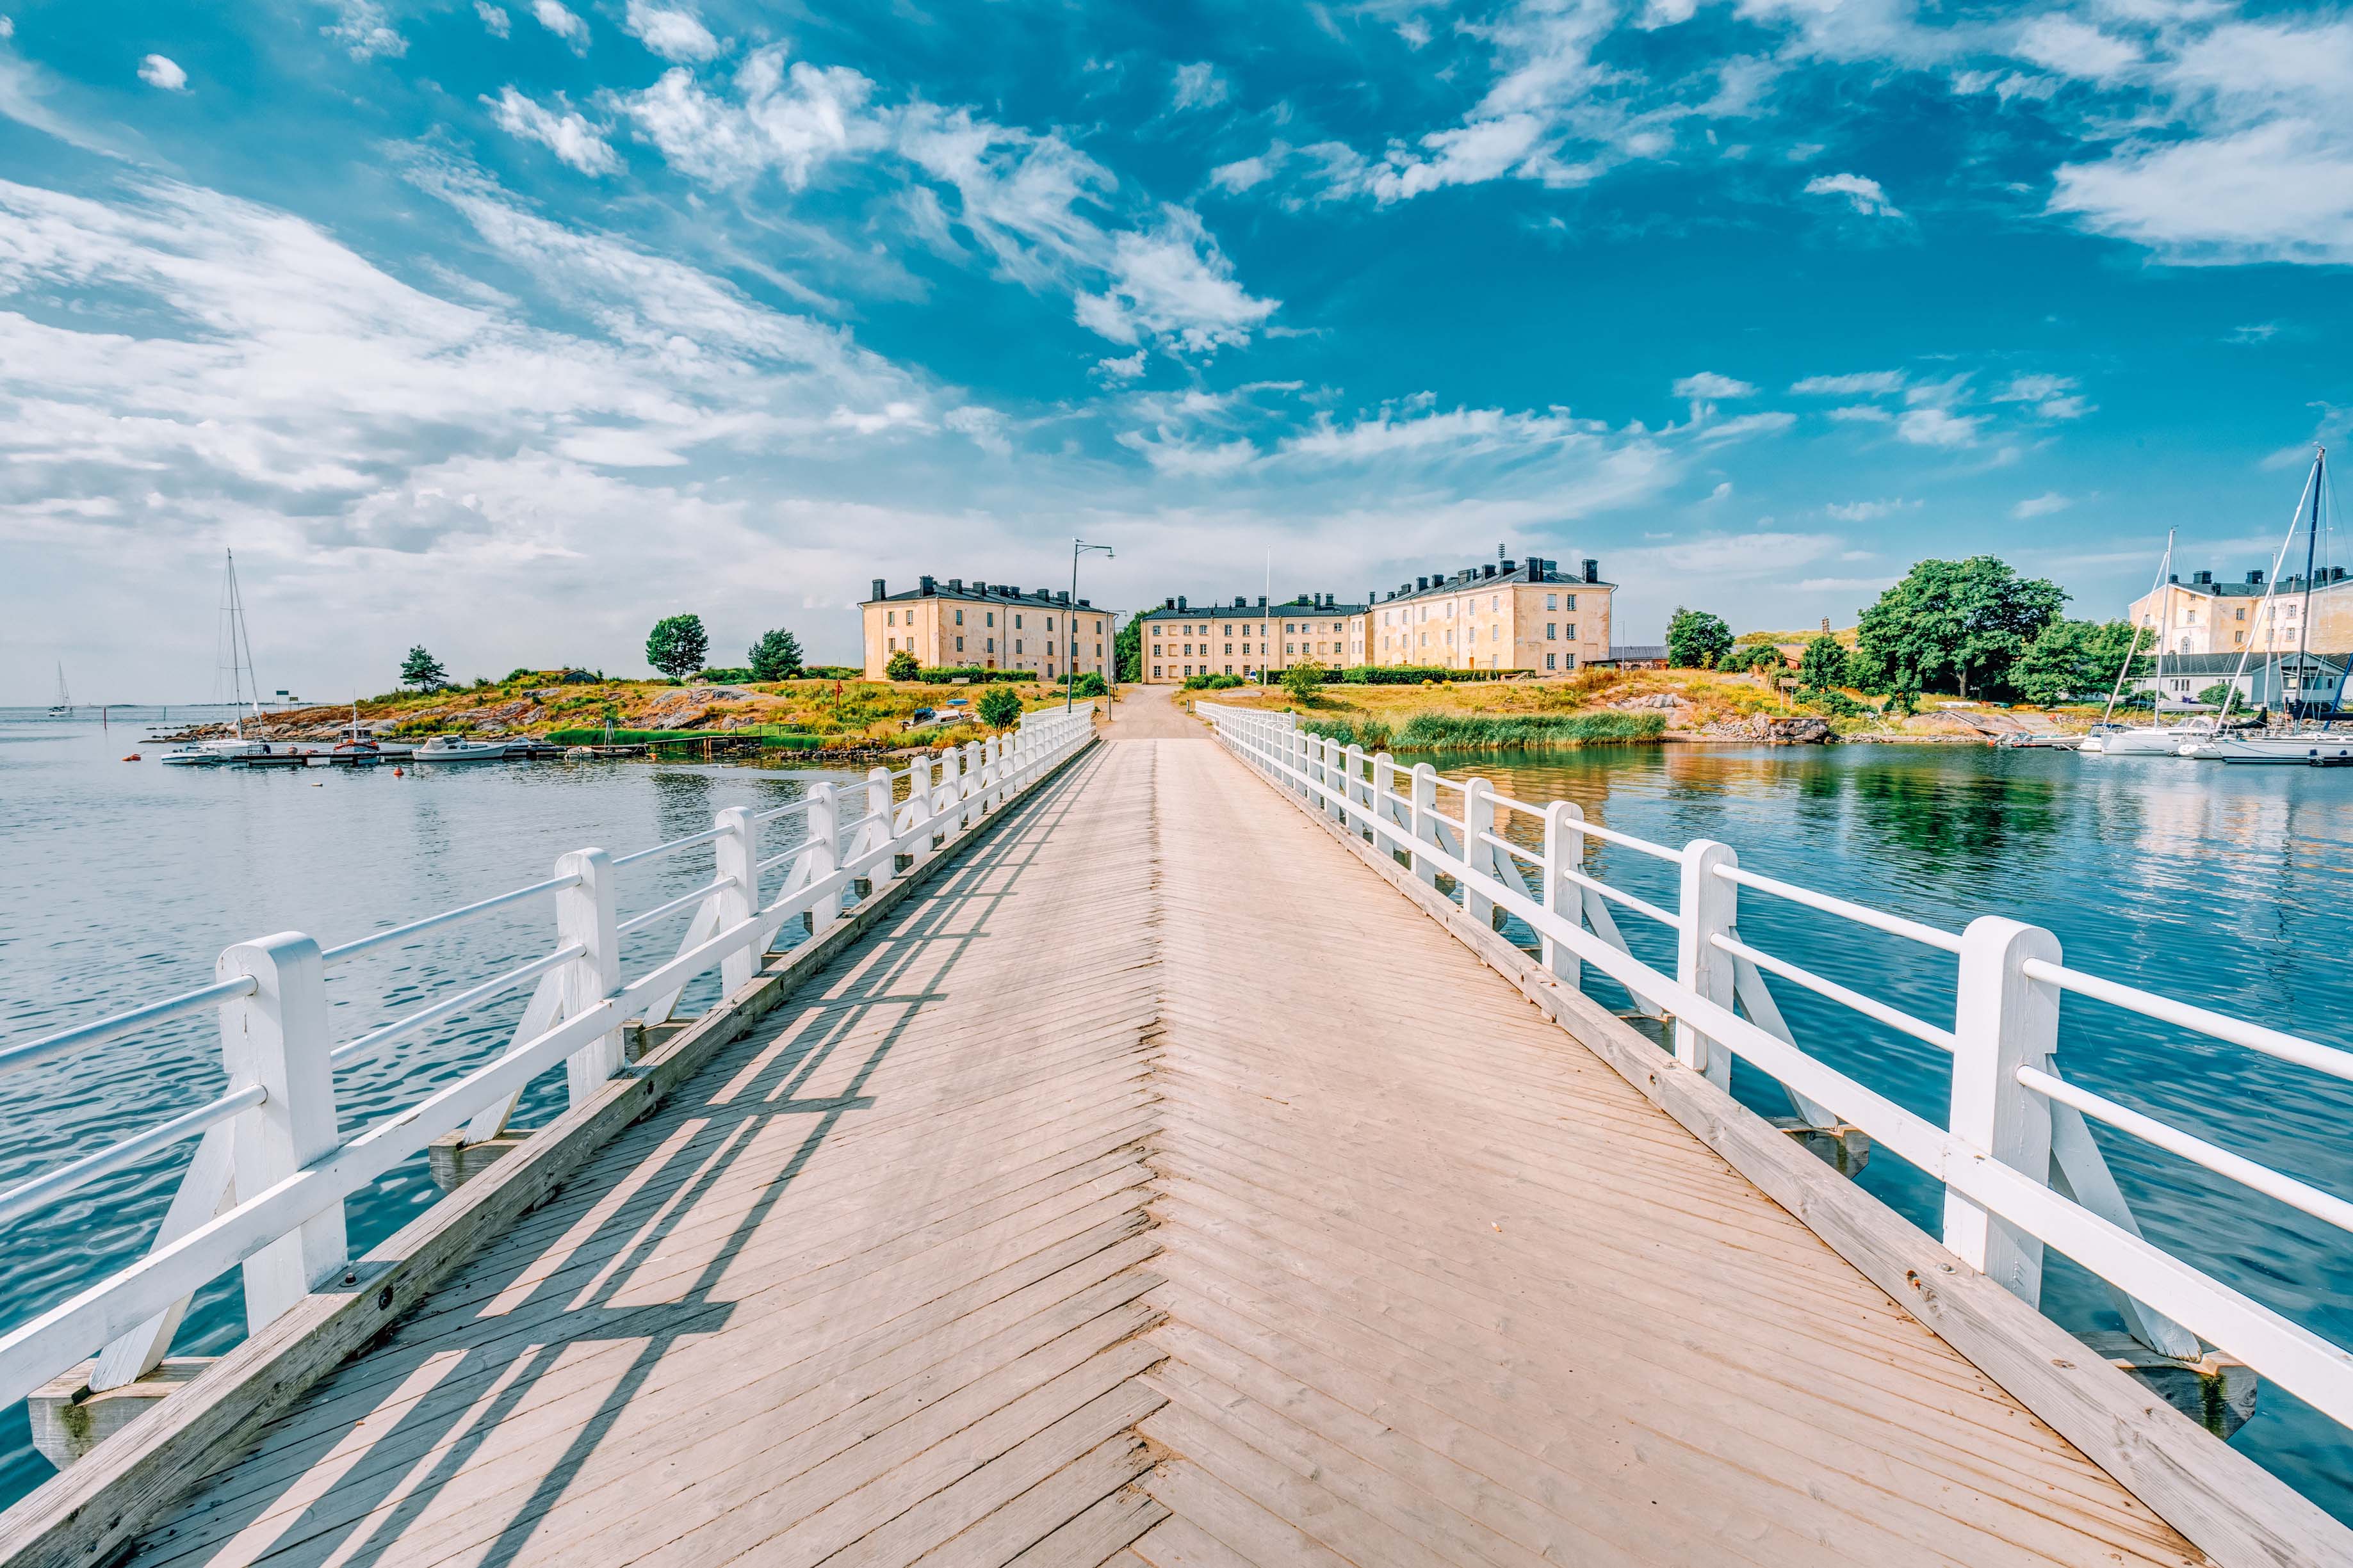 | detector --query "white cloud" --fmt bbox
[532,0,590,54]
[1803,172,1902,217]
[1171,62,1230,112]
[2013,491,2071,517]
[0,19,12,40]
[623,0,719,63]
[476,3,510,38]
[1791,369,1904,396]
[324,1,405,61]
[1994,373,2094,420]
[487,87,620,176]
[1073,206,1279,353]
[2229,322,2279,343]
[1828,405,1895,424]
[1896,407,1983,447]
[1823,497,1916,521]
[1672,371,1756,401]
[621,51,884,188]
[137,54,187,92]
[2015,16,2142,83]
[1209,154,1274,193]
[1117,428,1258,475]
[1093,351,1146,382]
[2051,120,2353,264]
